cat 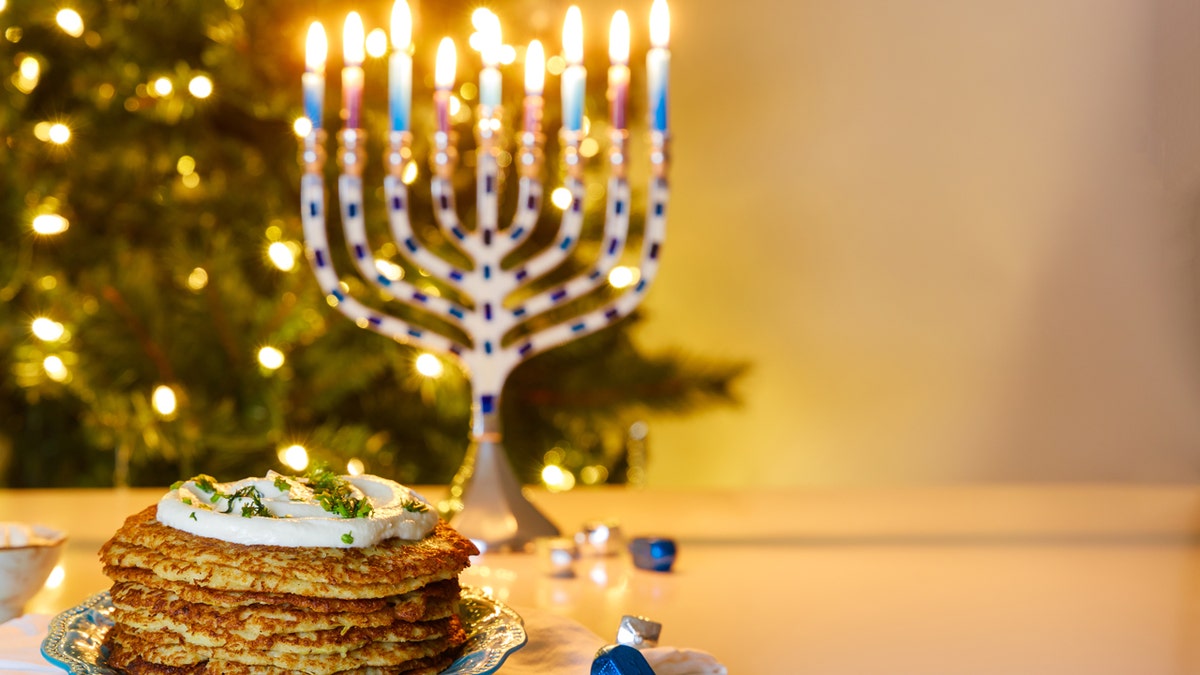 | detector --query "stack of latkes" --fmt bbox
[98,505,479,675]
